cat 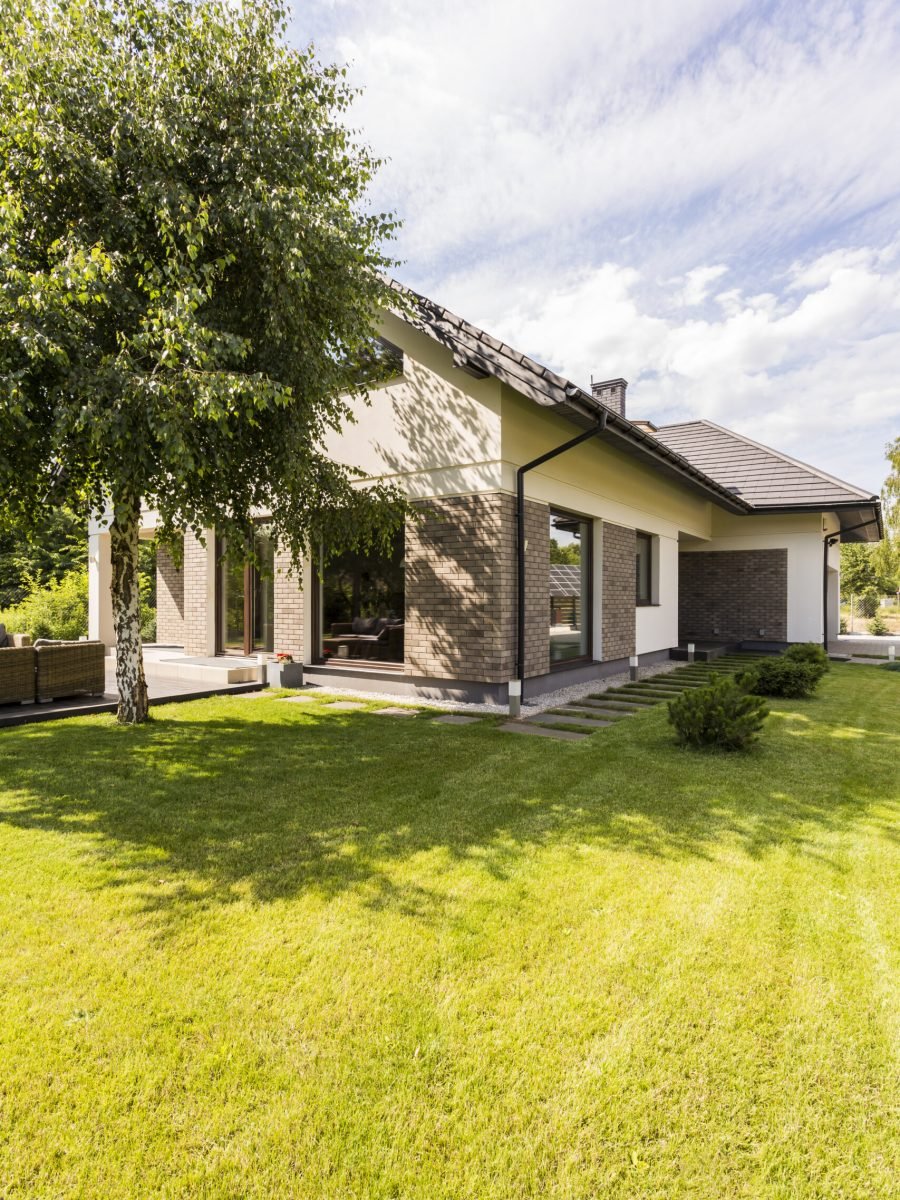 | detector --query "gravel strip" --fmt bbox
[287,659,686,717]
